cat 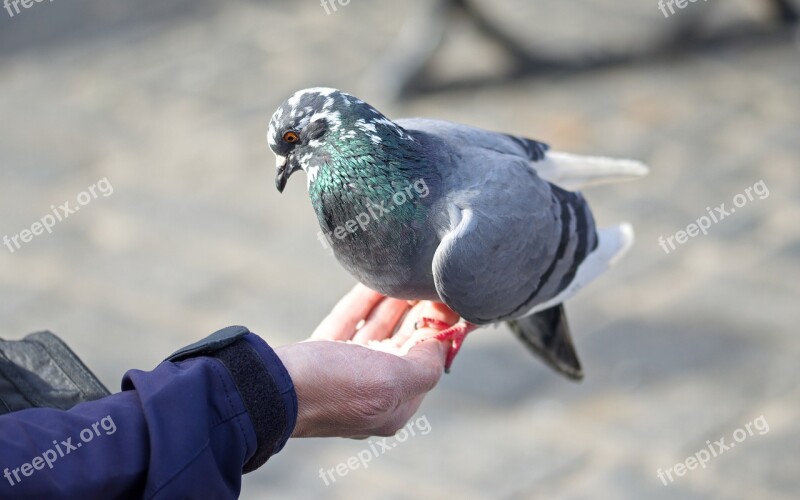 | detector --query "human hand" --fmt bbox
[275,284,458,438]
